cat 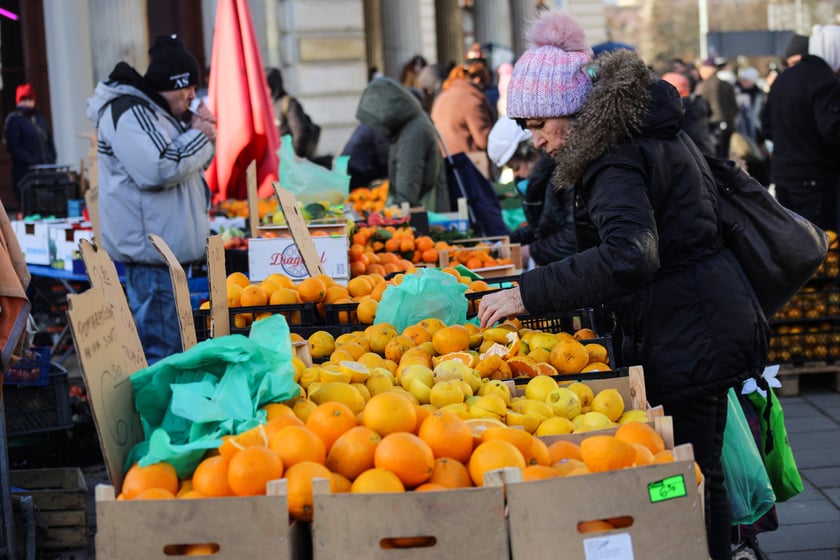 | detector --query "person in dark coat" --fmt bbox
[3,83,57,206]
[477,10,768,560]
[761,24,840,232]
[266,67,320,159]
[487,115,576,266]
[340,122,390,190]
[695,59,739,159]
[661,72,714,155]
[355,77,450,212]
